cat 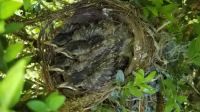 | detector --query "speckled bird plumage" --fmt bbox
[49,6,134,97]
